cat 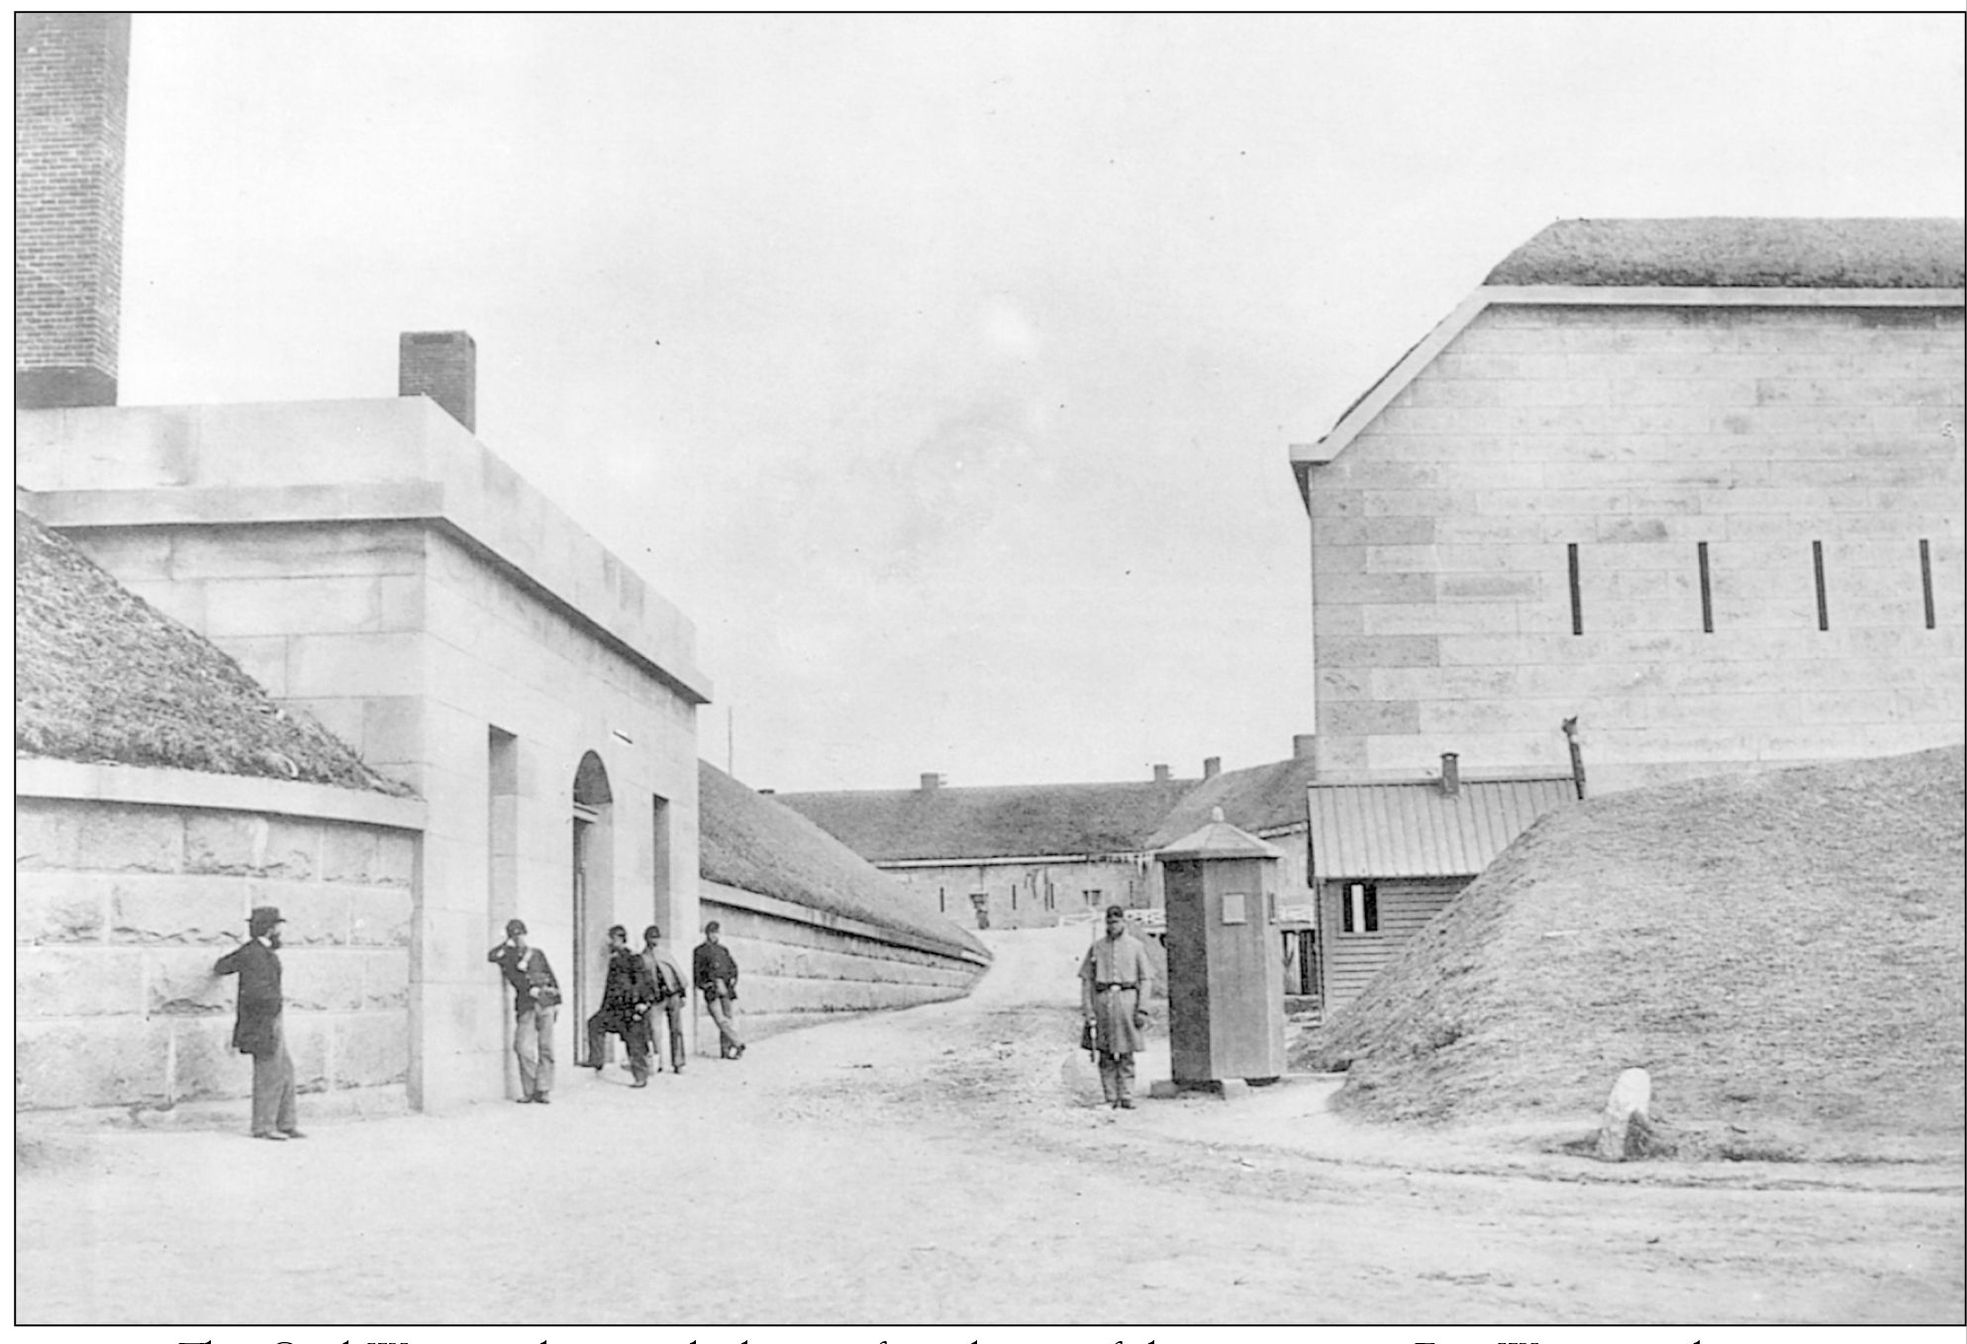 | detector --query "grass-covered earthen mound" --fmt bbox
[16,512,410,795]
[1299,746,1964,1161]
